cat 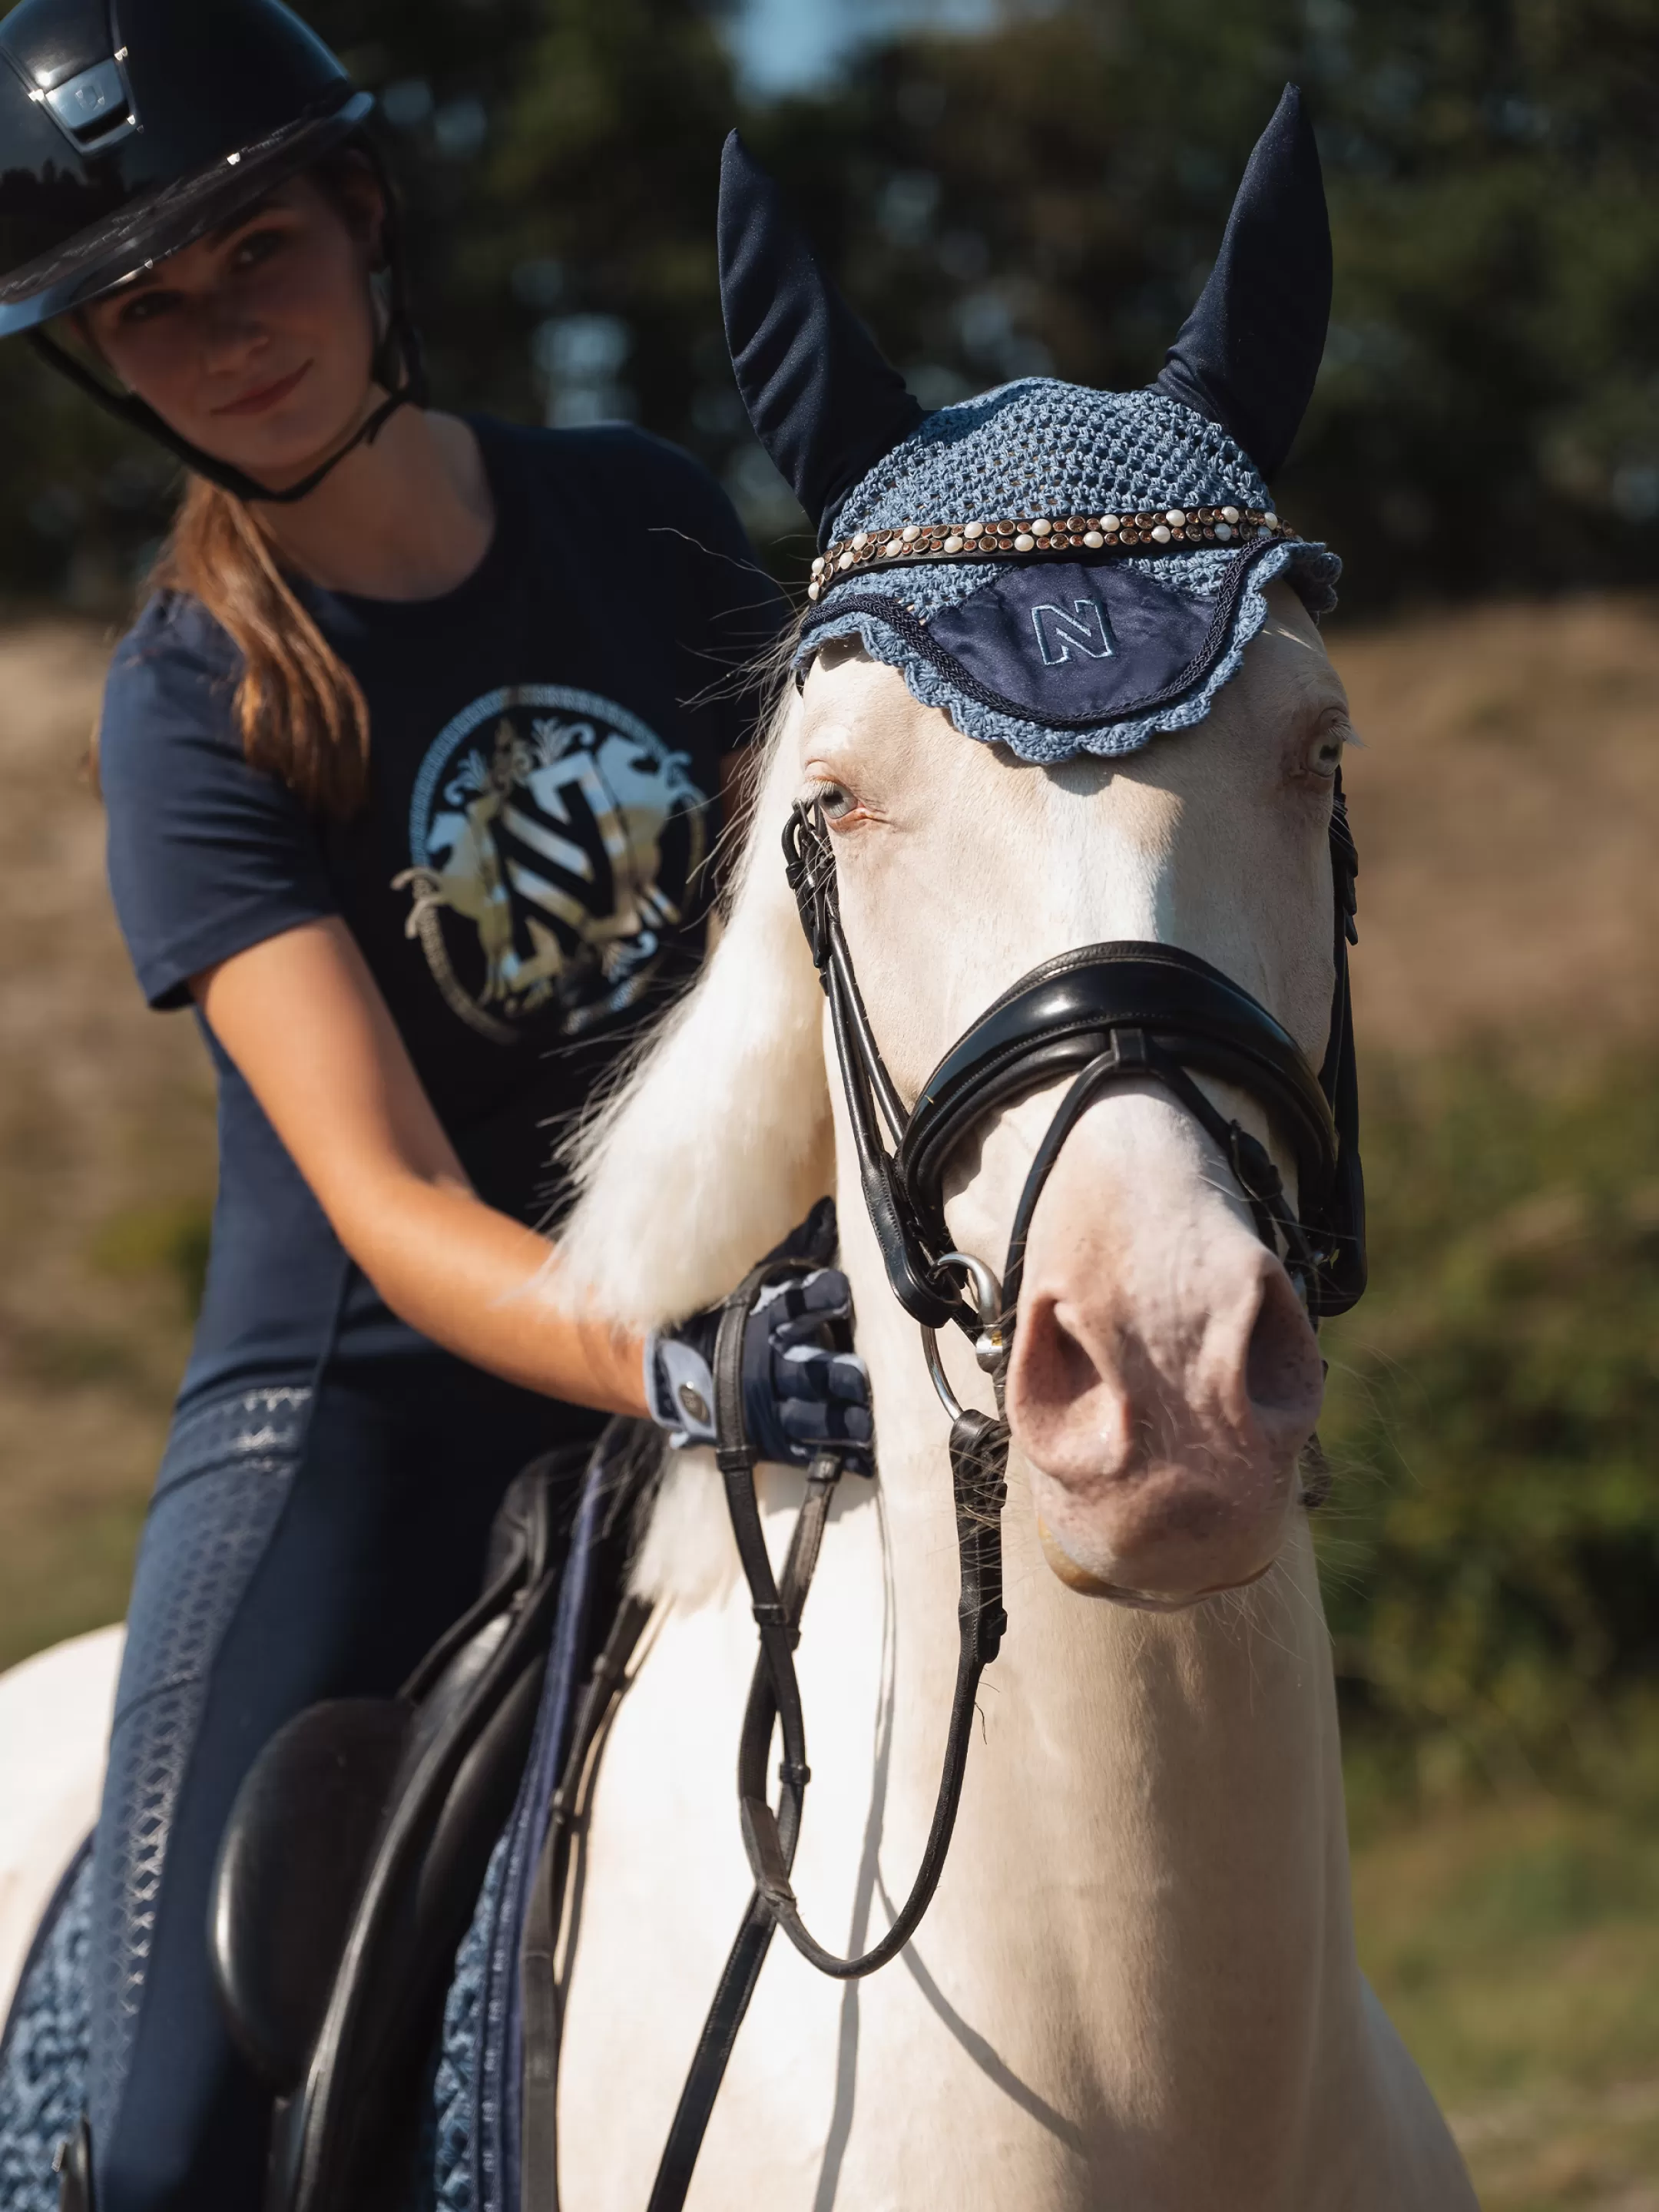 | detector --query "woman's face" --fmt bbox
[80,173,381,486]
